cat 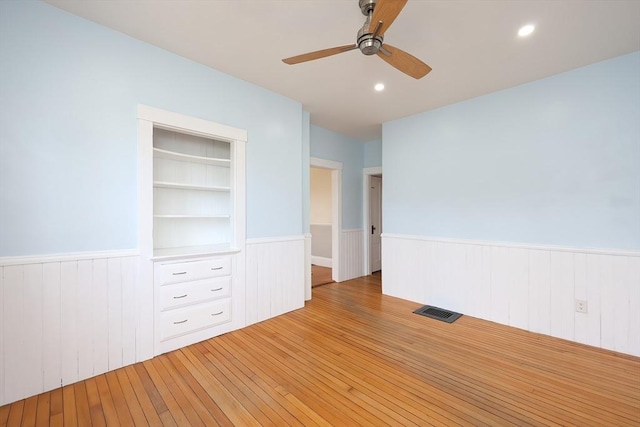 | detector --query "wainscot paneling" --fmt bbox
[0,251,140,406]
[246,236,305,326]
[304,233,312,301]
[382,234,640,357]
[339,229,364,282]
